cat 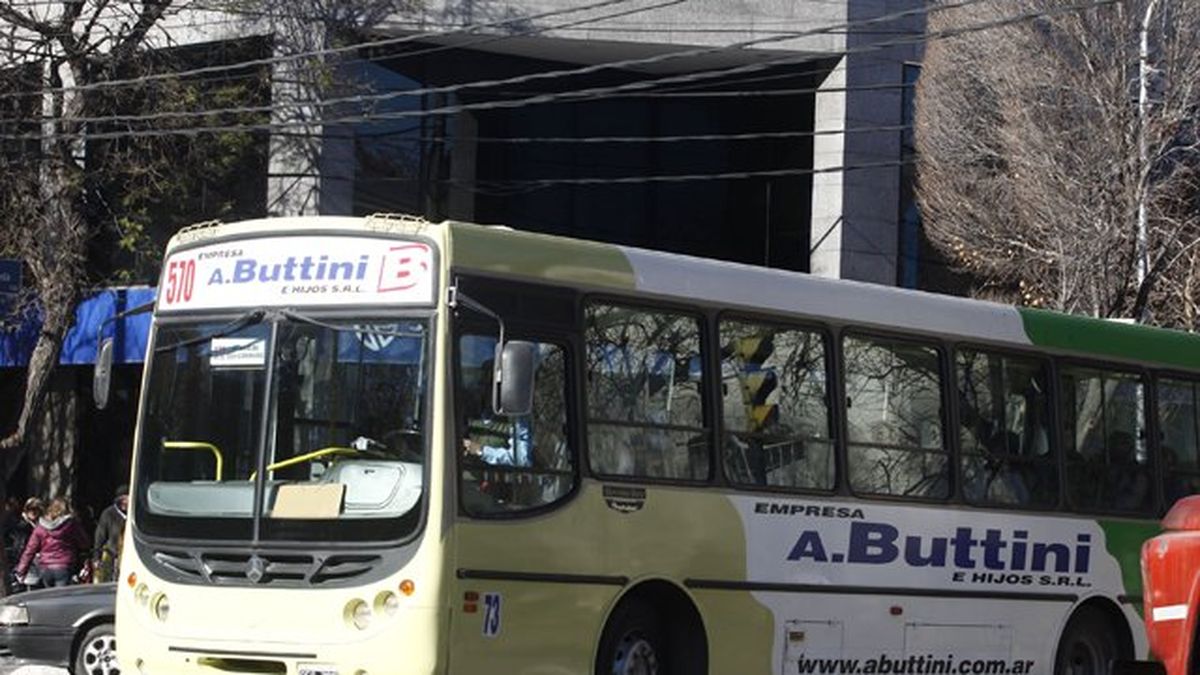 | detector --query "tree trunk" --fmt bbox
[0,284,79,457]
